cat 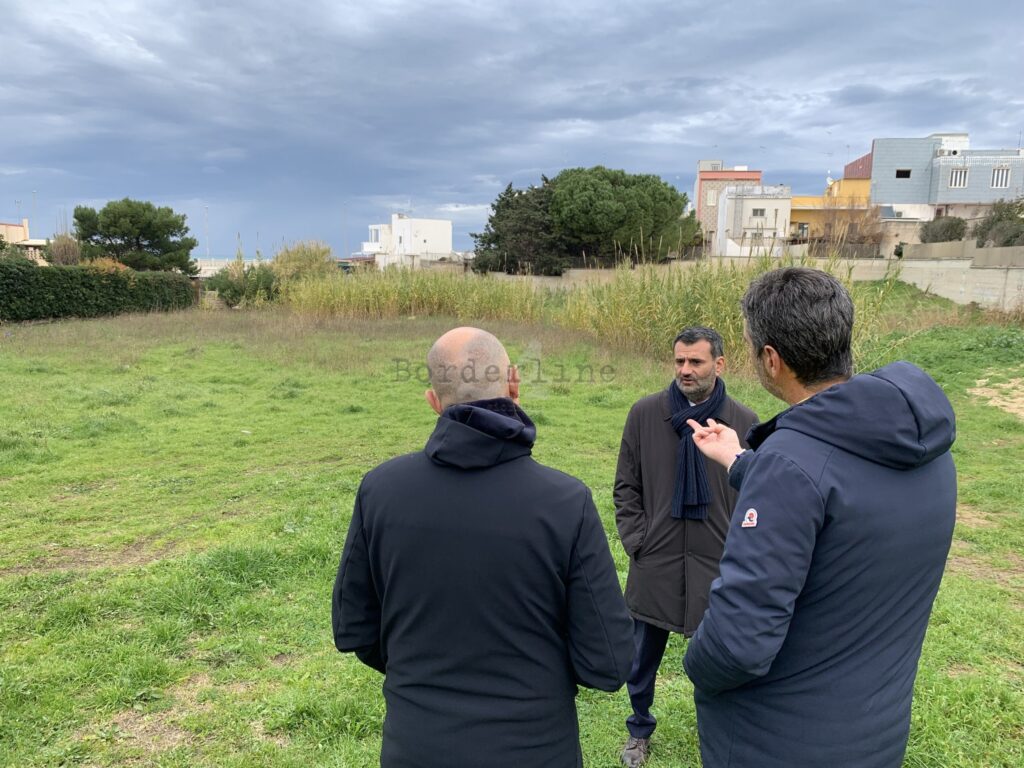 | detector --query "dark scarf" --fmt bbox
[668,377,726,520]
